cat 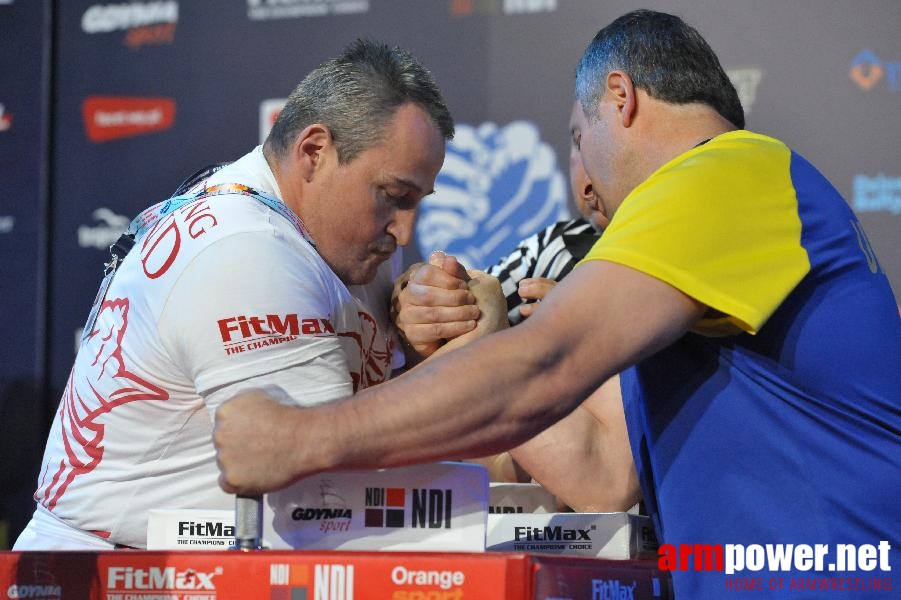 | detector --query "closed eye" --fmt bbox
[382,188,419,210]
